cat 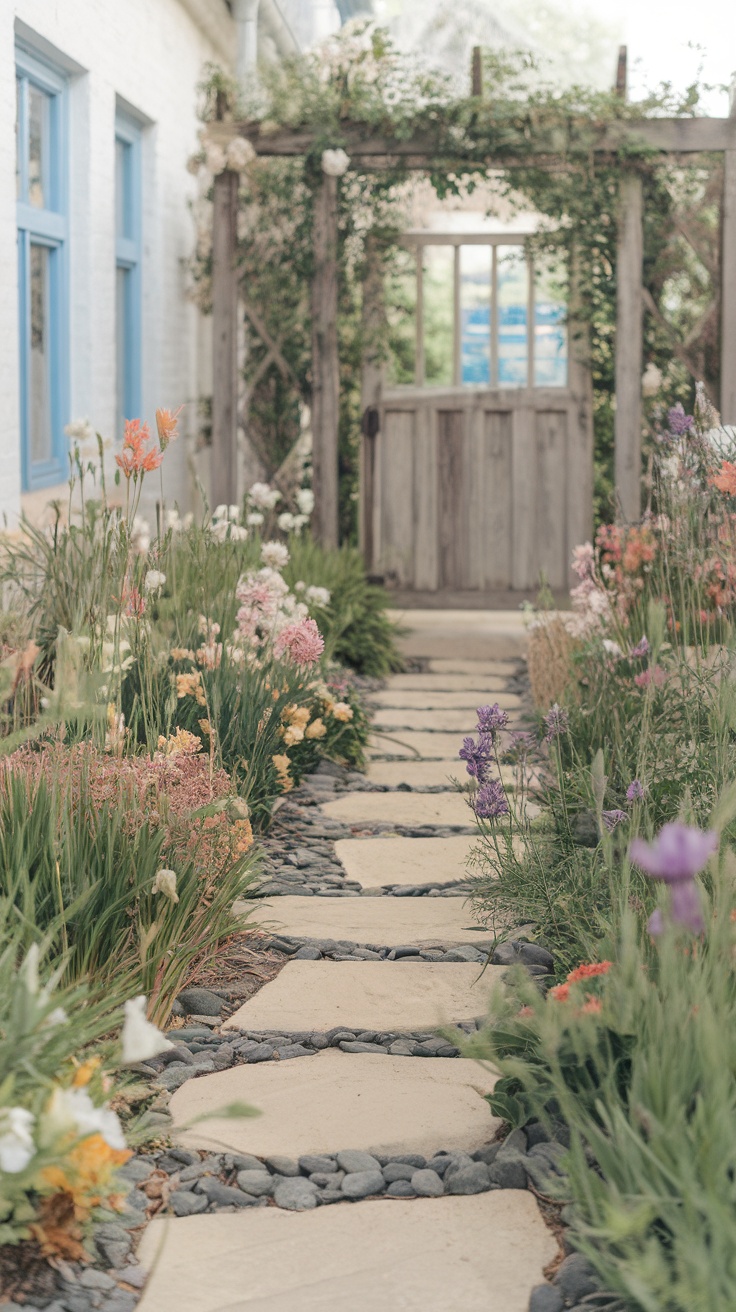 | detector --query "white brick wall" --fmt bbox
[0,0,234,523]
